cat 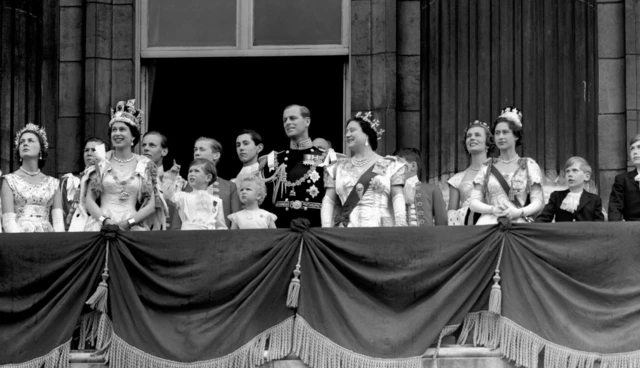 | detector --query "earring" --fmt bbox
[365,138,369,146]
[39,153,43,160]
[19,157,23,164]
[131,142,134,146]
